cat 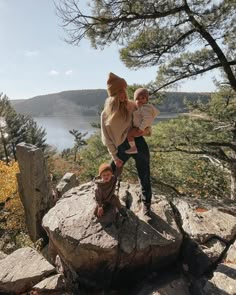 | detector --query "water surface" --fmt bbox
[34,113,179,151]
